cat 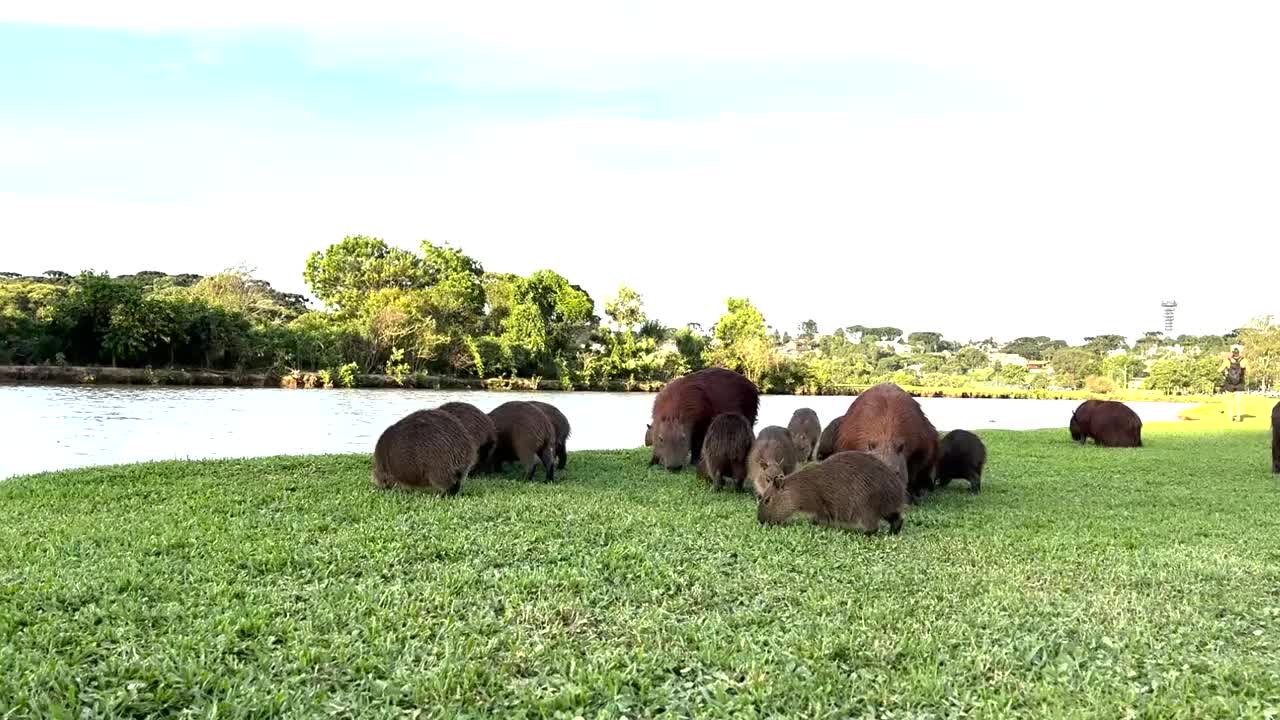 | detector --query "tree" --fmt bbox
[1240,315,1280,391]
[1144,354,1220,394]
[1083,334,1129,354]
[303,235,426,315]
[848,325,902,342]
[1001,336,1067,361]
[1101,353,1145,388]
[1049,347,1101,388]
[707,298,771,383]
[798,319,818,339]
[950,347,990,373]
[500,270,596,375]
[907,331,944,354]
[605,285,646,331]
